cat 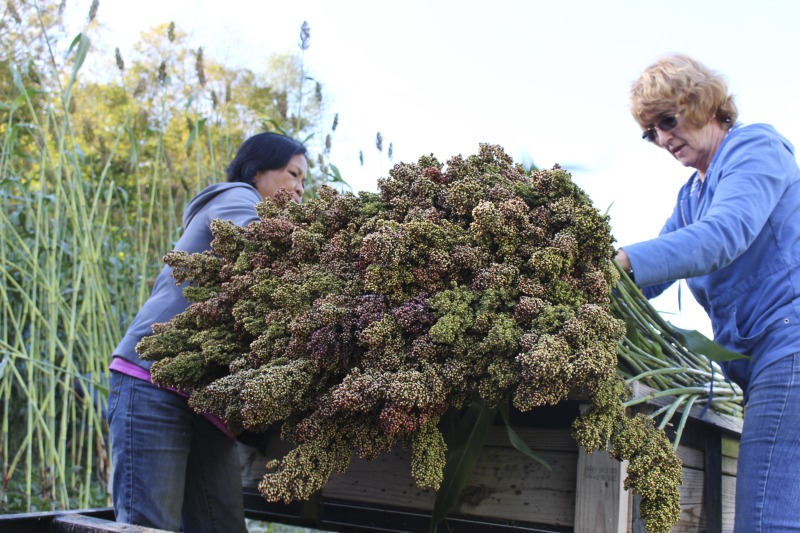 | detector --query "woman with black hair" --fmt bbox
[107,132,307,532]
